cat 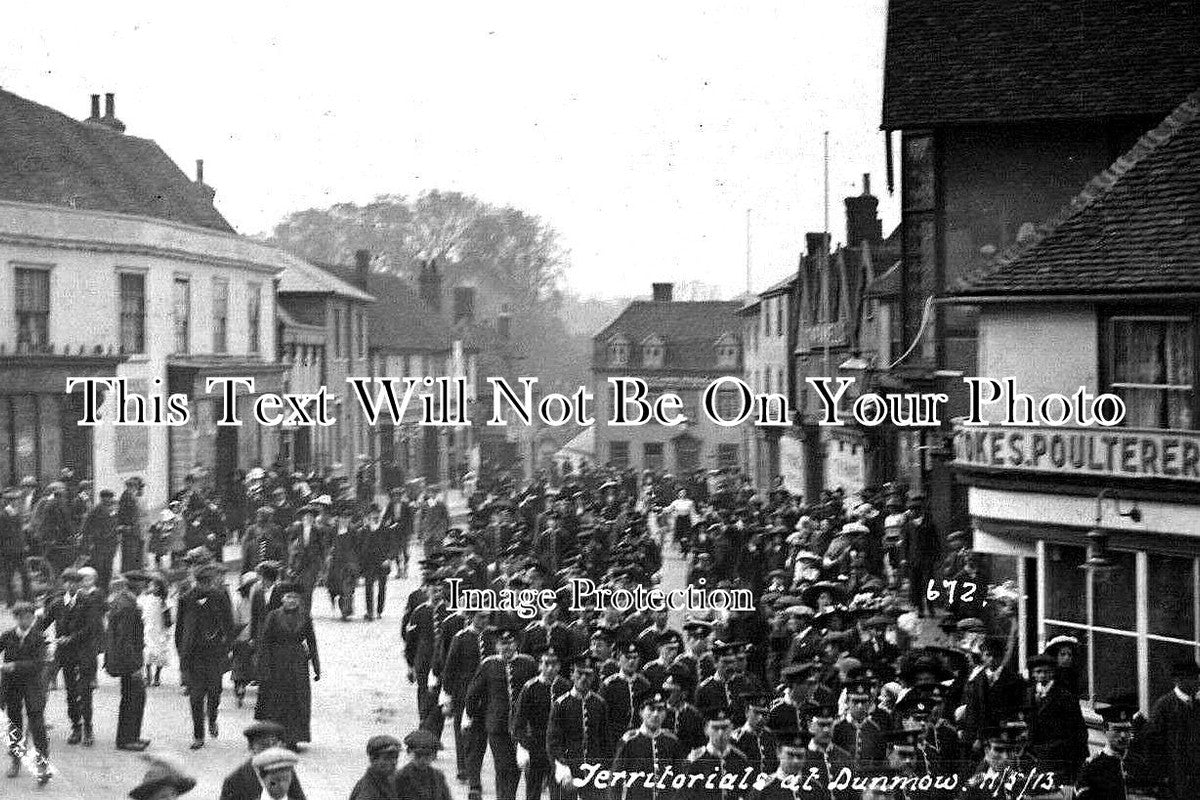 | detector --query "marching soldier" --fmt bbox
[441,609,493,788]
[513,646,571,800]
[685,707,751,800]
[465,623,536,800]
[804,702,853,800]
[749,730,810,800]
[643,631,682,692]
[404,575,449,725]
[612,691,683,800]
[673,619,716,687]
[548,656,610,799]
[831,681,886,769]
[602,642,652,745]
[695,642,748,727]
[662,669,705,755]
[732,692,778,775]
